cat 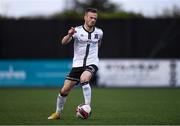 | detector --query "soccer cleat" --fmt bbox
[48,112,60,120]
